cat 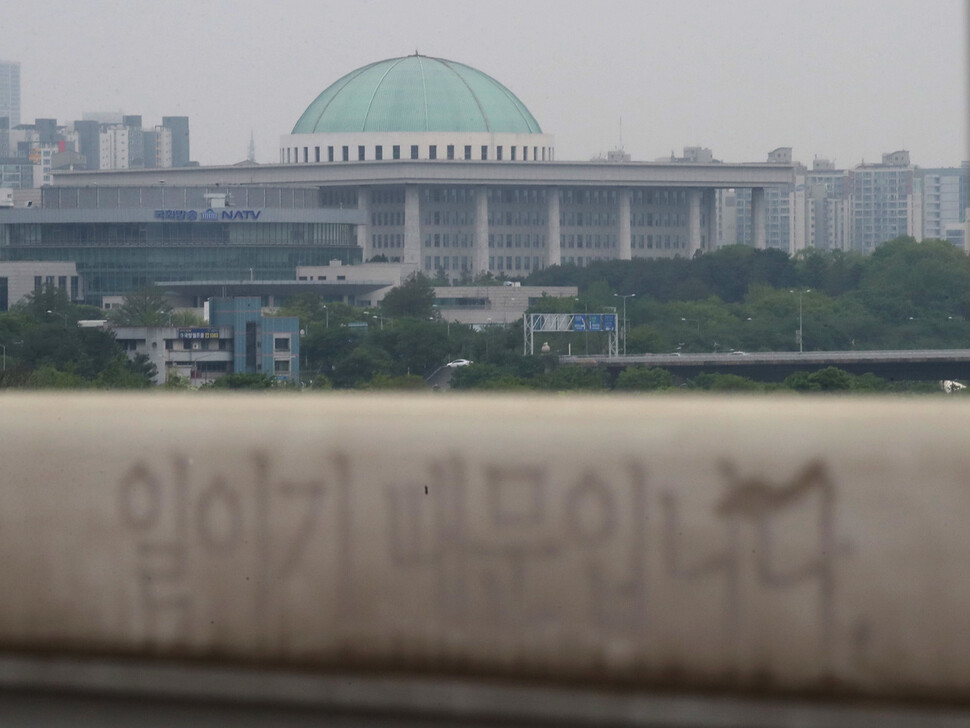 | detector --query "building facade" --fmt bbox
[0,61,20,128]
[113,297,300,385]
[0,186,361,302]
[0,260,82,311]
